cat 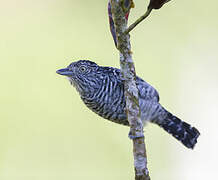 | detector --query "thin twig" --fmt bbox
[110,0,151,179]
[125,8,152,34]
